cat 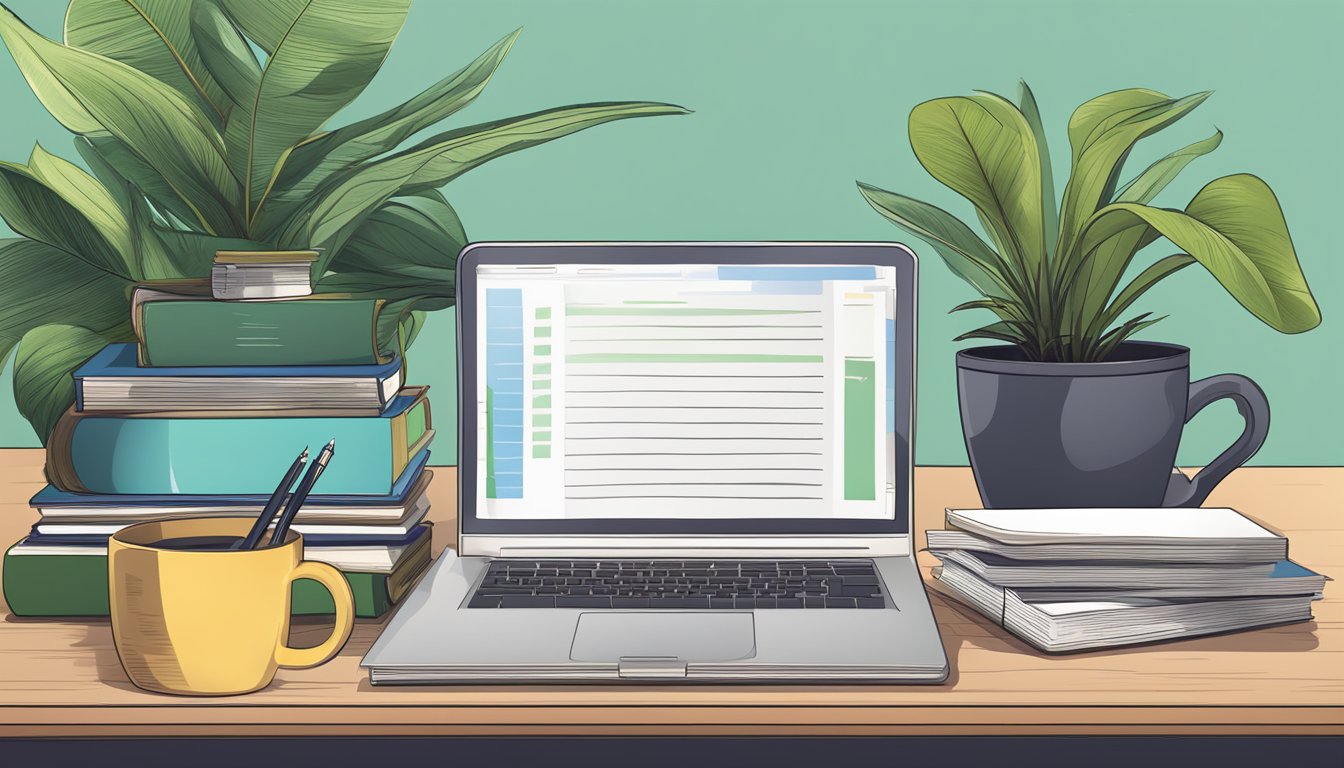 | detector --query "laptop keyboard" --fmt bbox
[467,560,887,609]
